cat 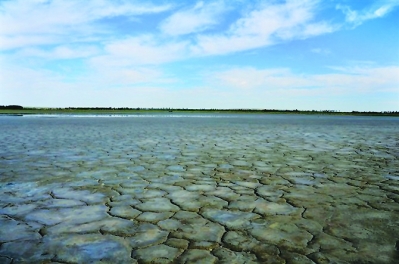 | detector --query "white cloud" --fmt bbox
[337,0,399,27]
[0,0,171,35]
[0,36,59,51]
[160,1,227,36]
[193,0,335,56]
[0,0,172,50]
[17,45,100,60]
[90,35,189,66]
[300,22,336,37]
[191,34,267,56]
[0,0,338,61]
[232,1,313,37]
